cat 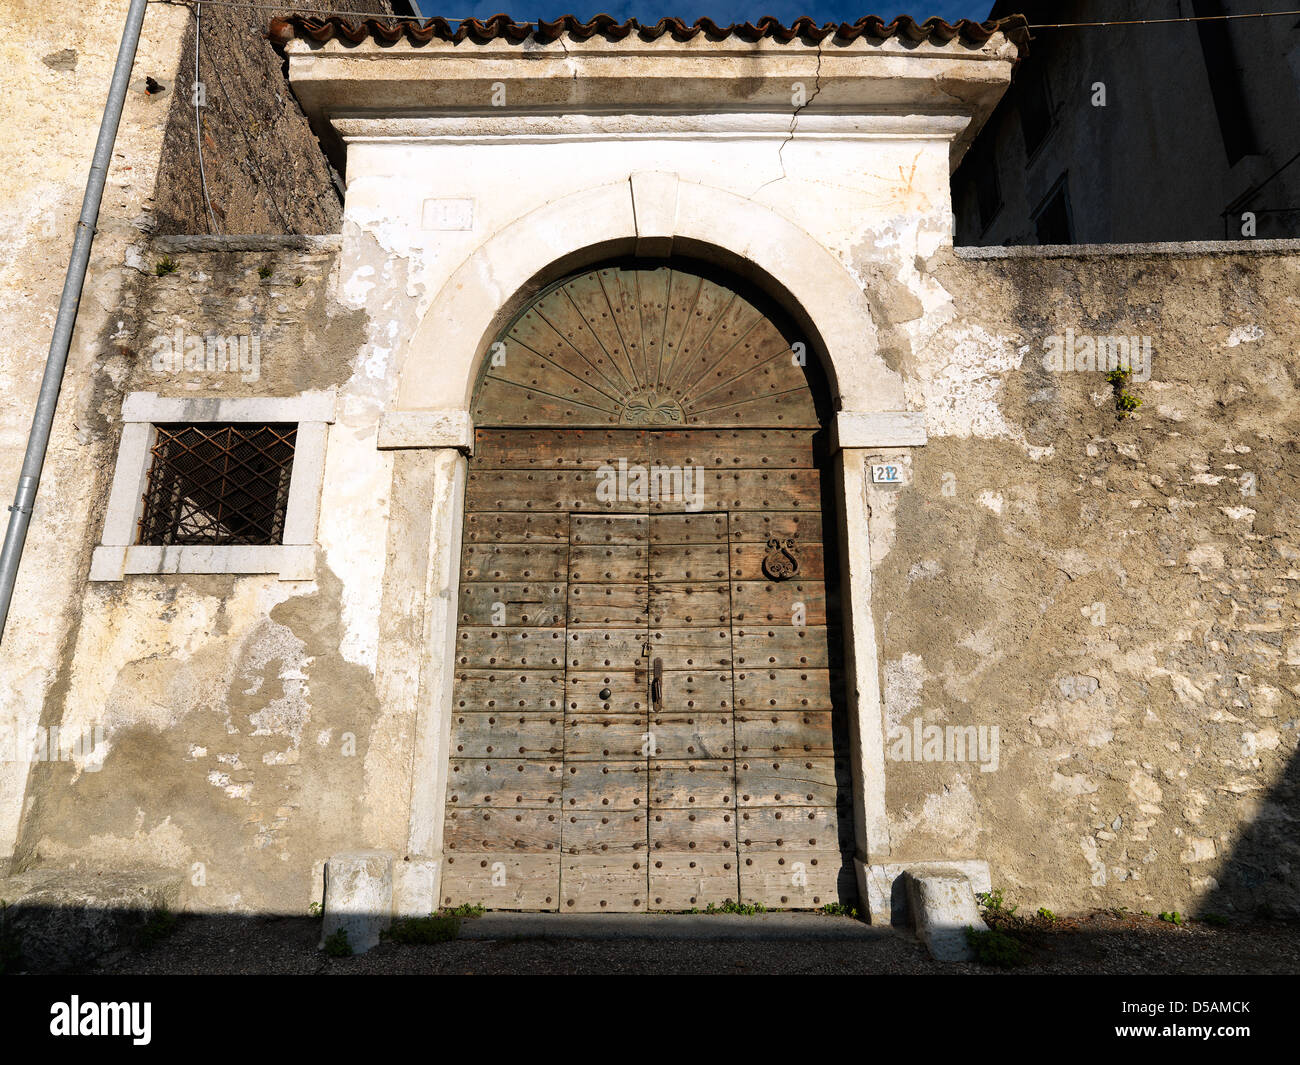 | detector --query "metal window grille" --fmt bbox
[136,423,297,546]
